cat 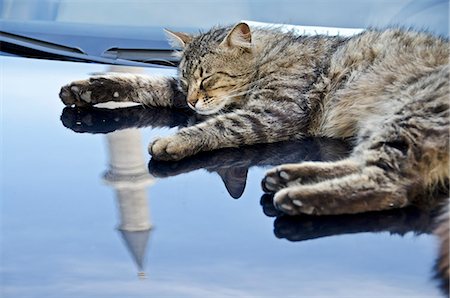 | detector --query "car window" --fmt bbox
[1,0,448,41]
